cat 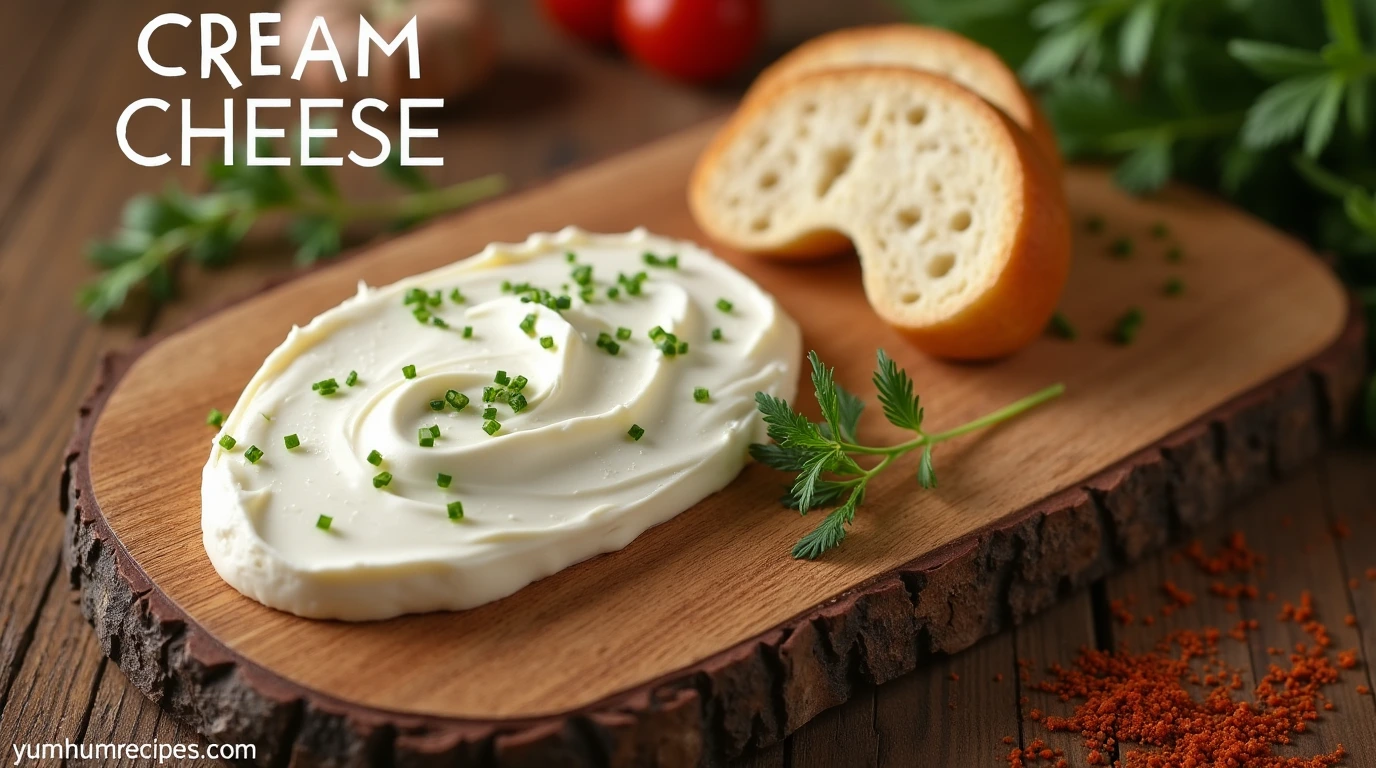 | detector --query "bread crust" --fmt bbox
[689,67,1072,360]
[748,24,1062,174]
